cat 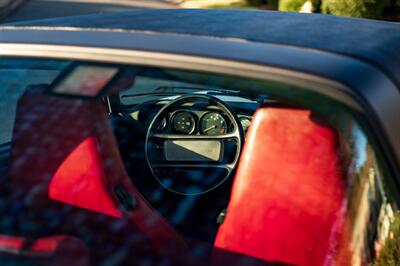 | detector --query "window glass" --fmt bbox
[0,57,398,266]
[0,59,69,144]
